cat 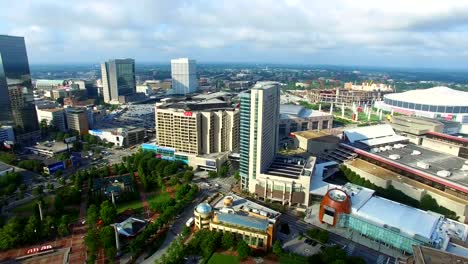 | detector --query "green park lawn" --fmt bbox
[116,199,143,214]
[208,253,239,264]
